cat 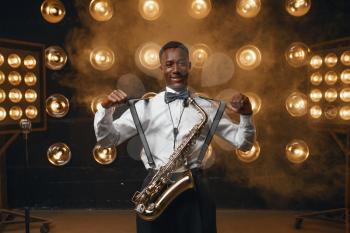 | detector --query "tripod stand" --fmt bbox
[0,119,51,233]
[294,131,349,233]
